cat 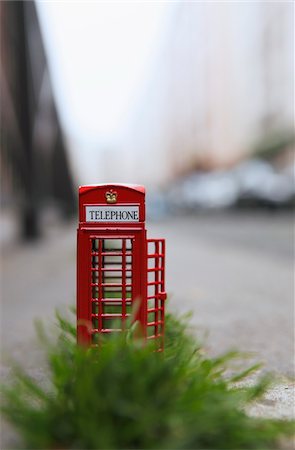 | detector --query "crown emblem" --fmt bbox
[105,189,117,204]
